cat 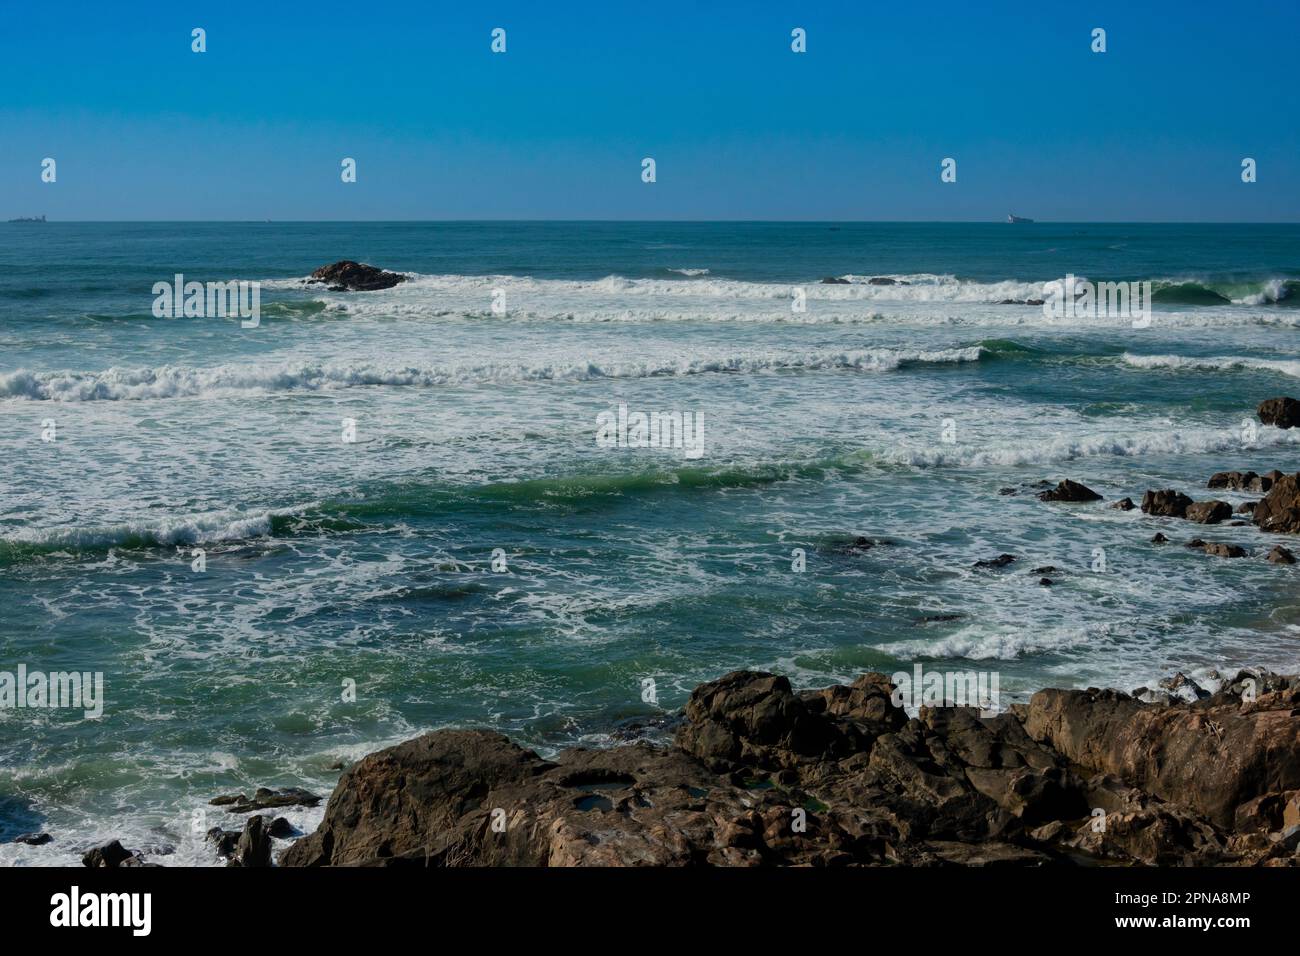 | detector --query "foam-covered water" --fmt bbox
[2,221,1299,865]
